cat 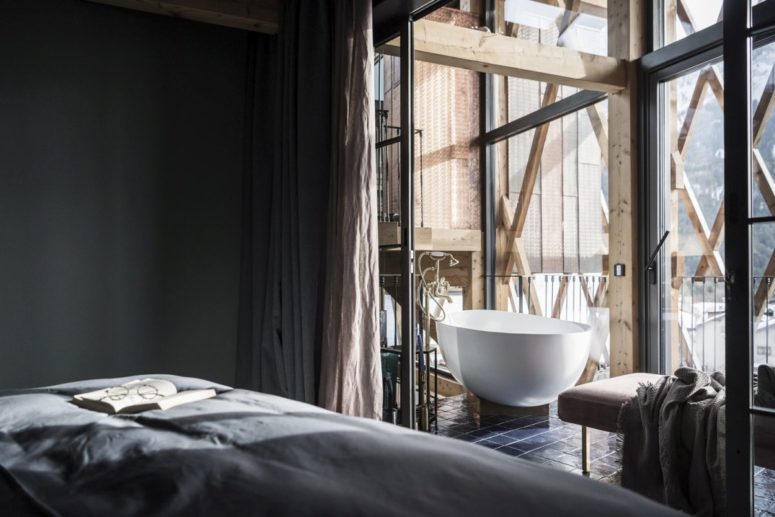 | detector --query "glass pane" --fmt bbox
[415,6,482,230]
[503,77,580,123]
[492,0,606,124]
[375,52,401,223]
[492,101,608,372]
[414,60,481,230]
[375,46,403,426]
[753,223,775,392]
[498,0,608,56]
[659,60,725,374]
[660,0,723,48]
[752,41,775,218]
